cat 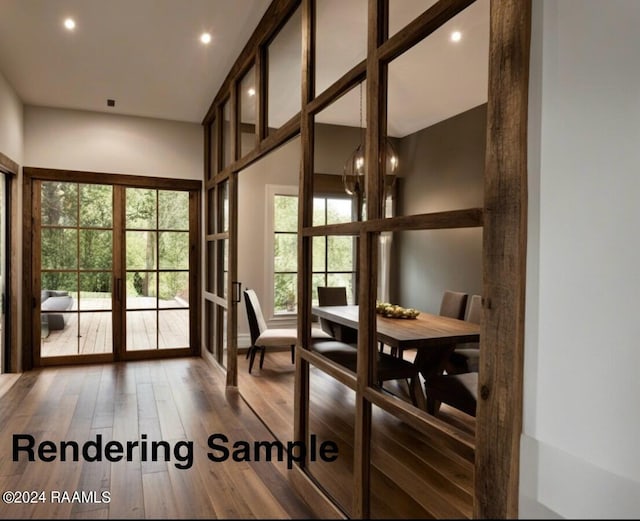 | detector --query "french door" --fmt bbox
[25,169,200,367]
[0,172,8,372]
